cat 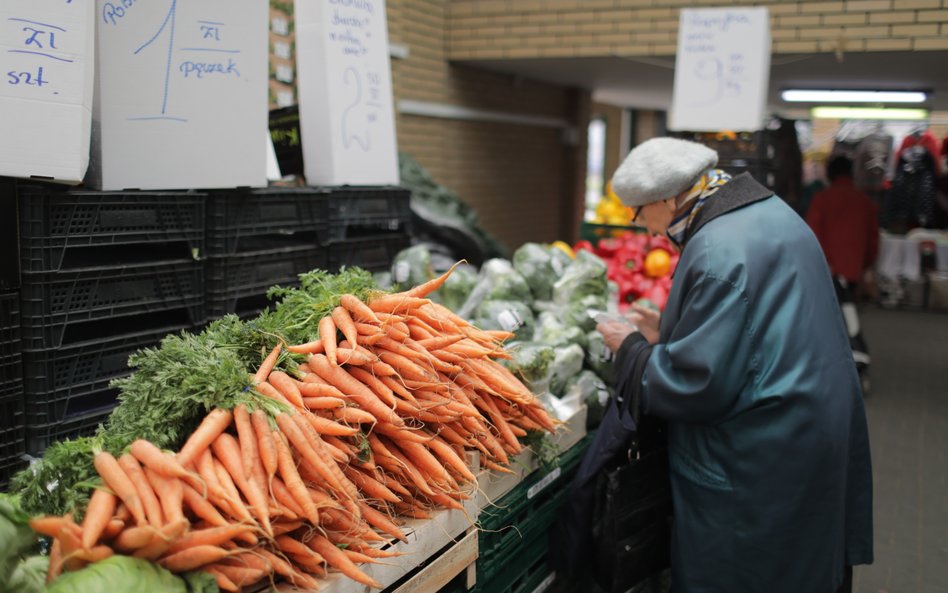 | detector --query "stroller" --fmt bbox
[834,277,871,395]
